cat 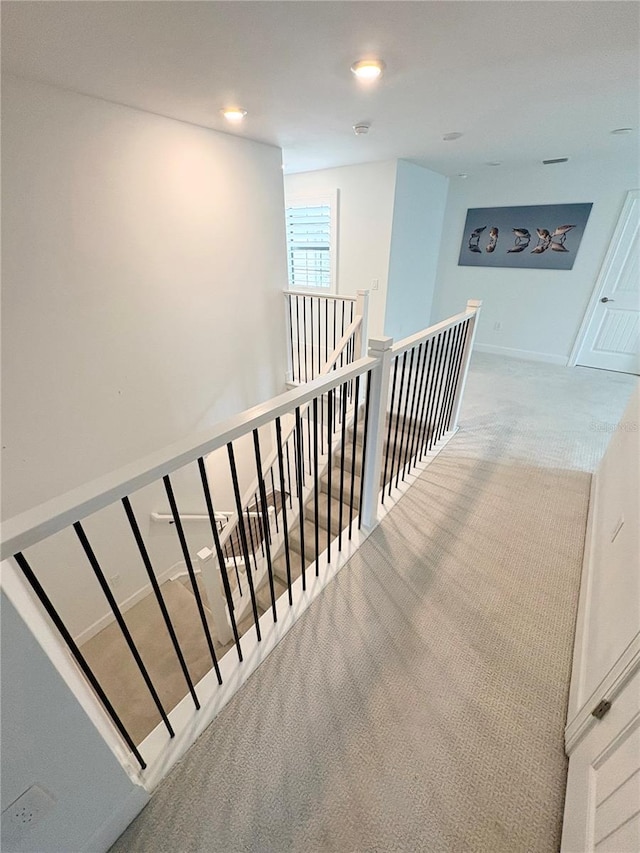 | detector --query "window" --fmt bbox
[285,194,337,291]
